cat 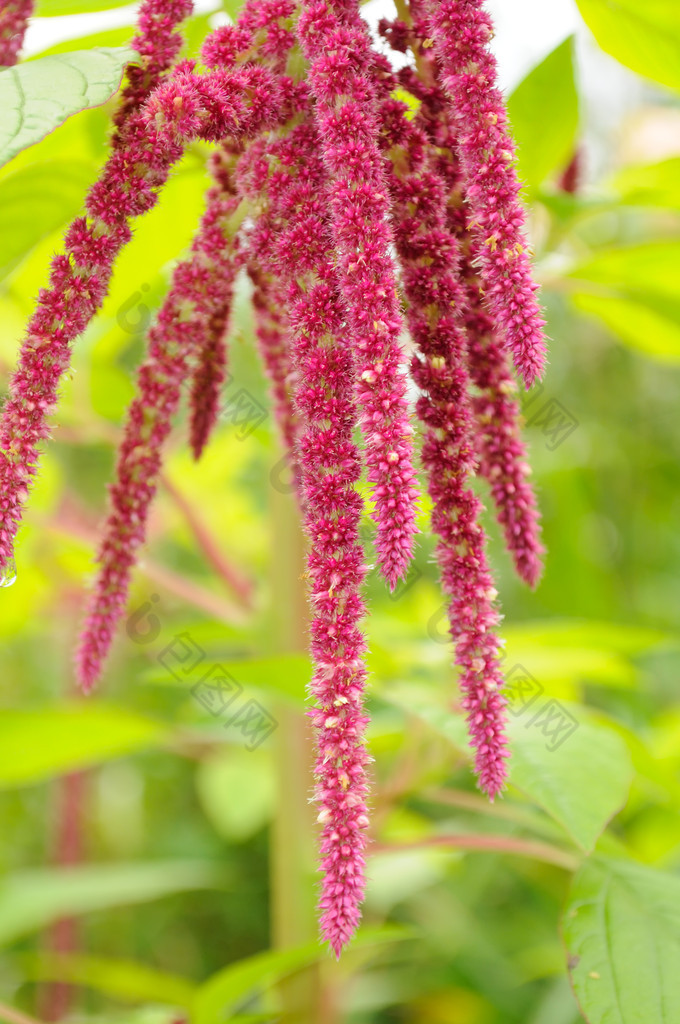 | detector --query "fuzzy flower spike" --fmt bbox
[424,0,547,387]
[0,0,33,66]
[297,0,420,589]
